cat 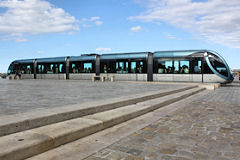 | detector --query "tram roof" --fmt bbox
[100,52,149,60]
[153,50,208,58]
[12,50,213,64]
[13,59,35,64]
[69,55,97,62]
[37,57,67,63]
